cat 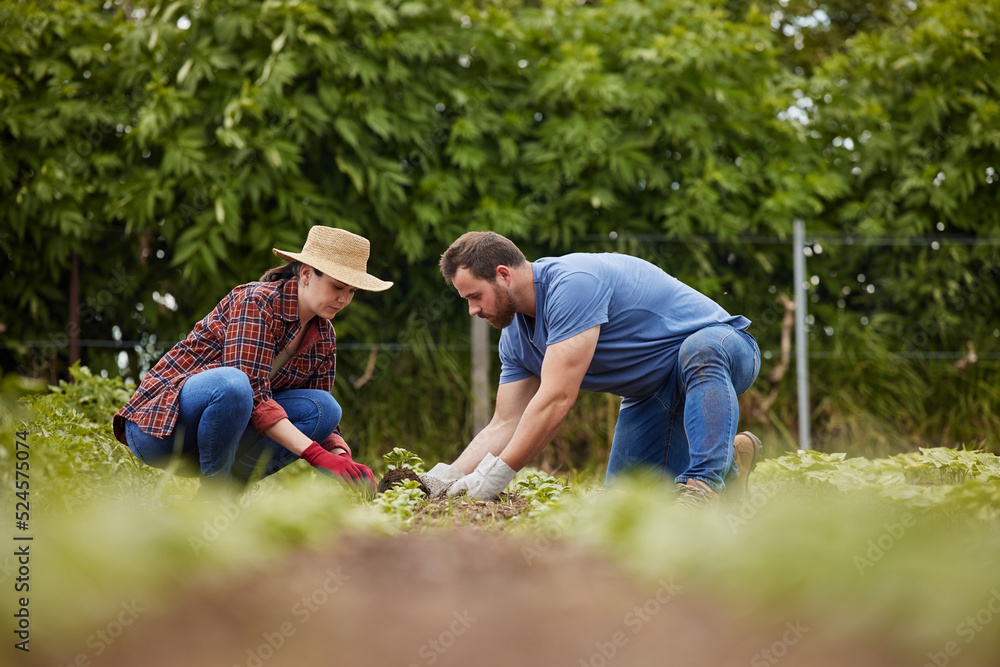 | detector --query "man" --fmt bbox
[420,231,762,508]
